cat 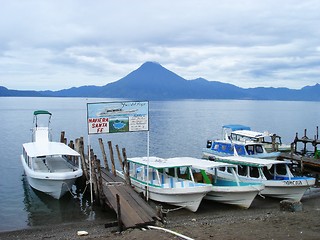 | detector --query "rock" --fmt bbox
[280,200,303,212]
[77,230,89,236]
